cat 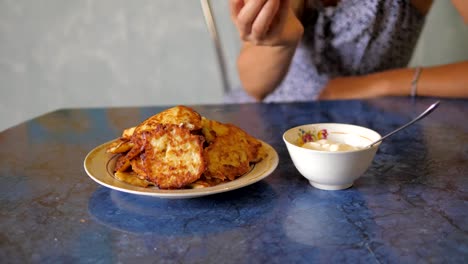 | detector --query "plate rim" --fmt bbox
[84,139,279,198]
